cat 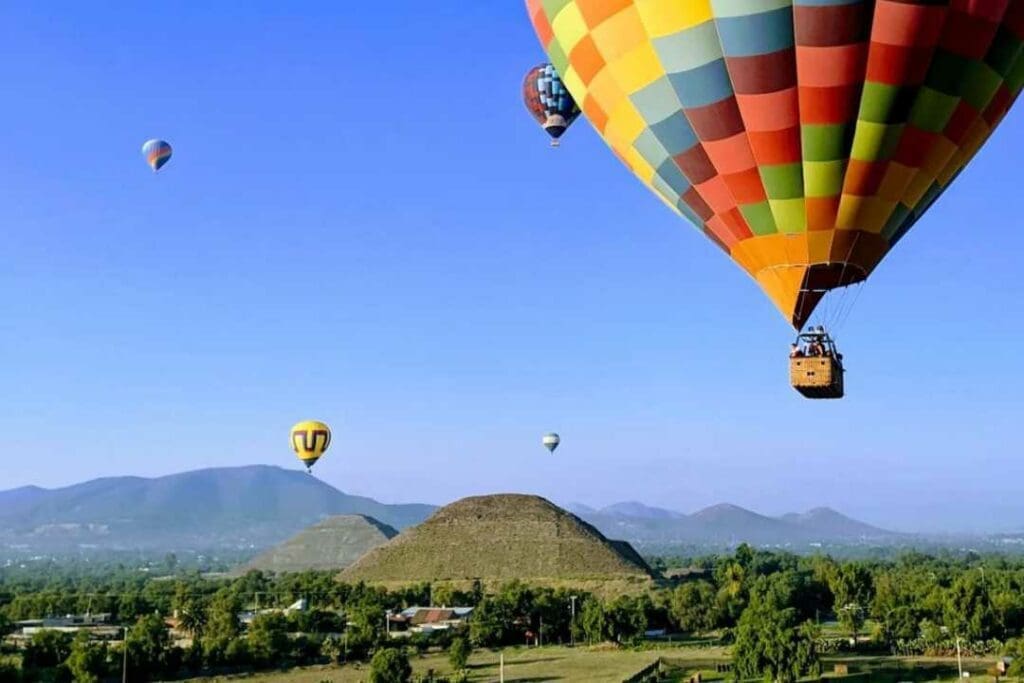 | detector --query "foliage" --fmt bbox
[669,580,718,633]
[23,629,73,669]
[65,631,109,683]
[448,636,471,670]
[733,574,820,683]
[368,647,412,683]
[247,612,291,667]
[125,613,172,680]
